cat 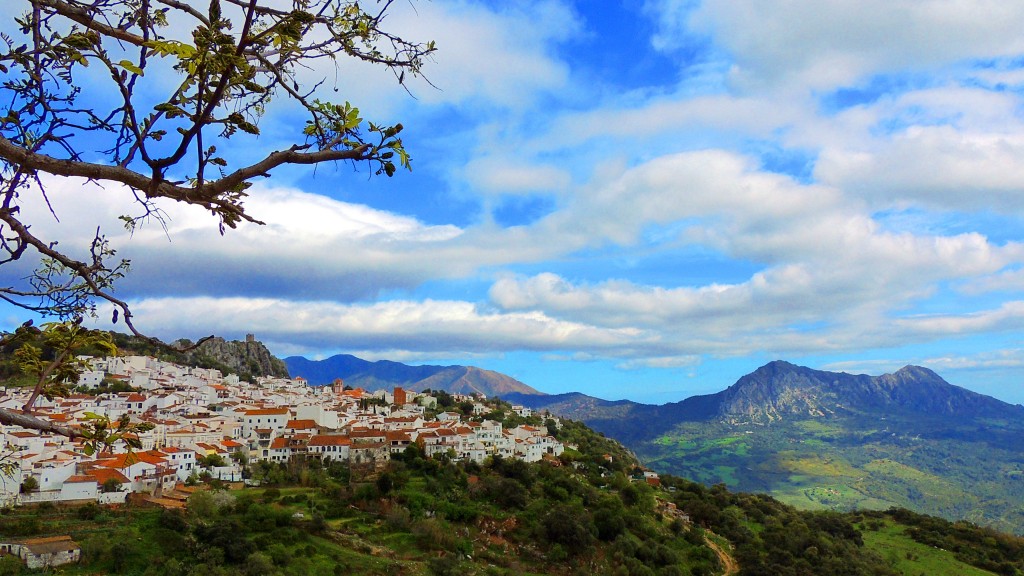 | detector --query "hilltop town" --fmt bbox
[0,353,565,508]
